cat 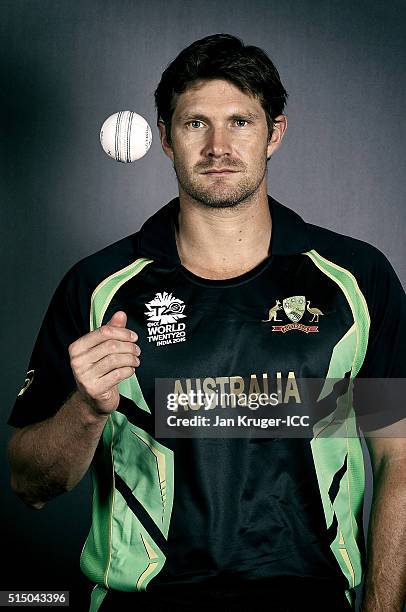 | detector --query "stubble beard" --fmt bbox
[172,154,268,209]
